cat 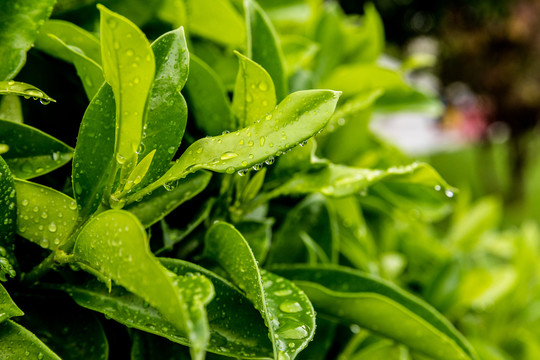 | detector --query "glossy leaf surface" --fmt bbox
[271,265,477,360]
[73,210,214,359]
[136,27,189,189]
[0,81,56,105]
[0,95,23,123]
[0,120,72,179]
[185,54,235,136]
[0,156,17,280]
[205,222,316,360]
[15,180,79,251]
[0,283,23,322]
[61,258,273,358]
[0,320,61,360]
[245,0,288,101]
[126,171,212,227]
[99,5,155,172]
[34,19,101,64]
[0,0,55,80]
[158,90,340,187]
[232,51,277,128]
